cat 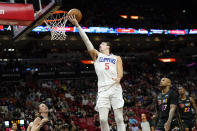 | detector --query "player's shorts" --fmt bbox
[155,119,171,131]
[182,119,195,130]
[95,83,124,112]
